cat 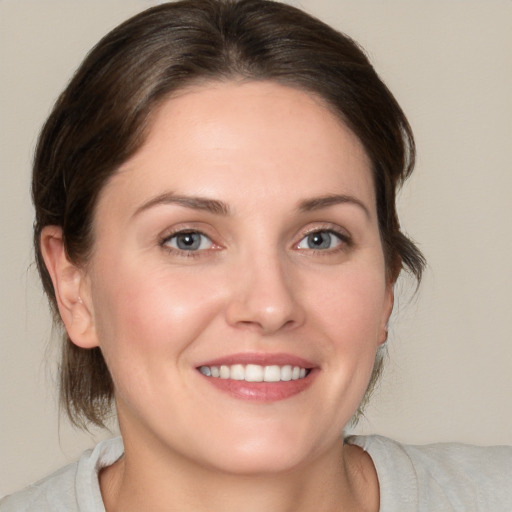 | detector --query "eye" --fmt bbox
[297,230,345,251]
[162,231,213,252]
